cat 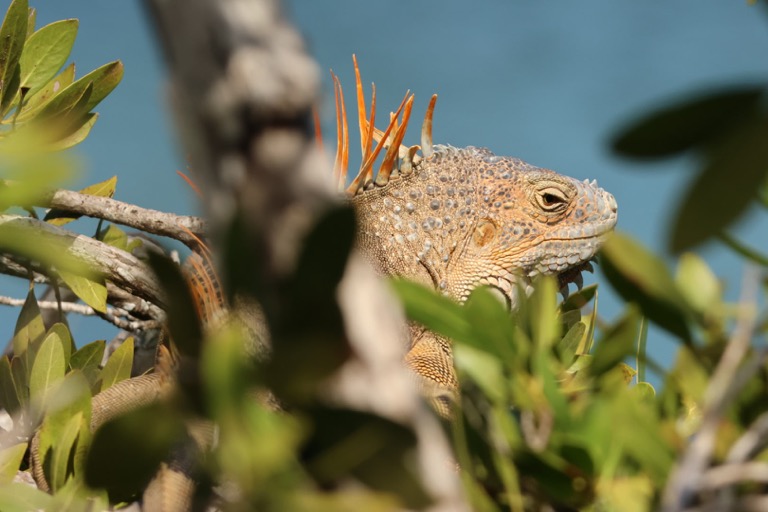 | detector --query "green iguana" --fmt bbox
[31,60,617,506]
